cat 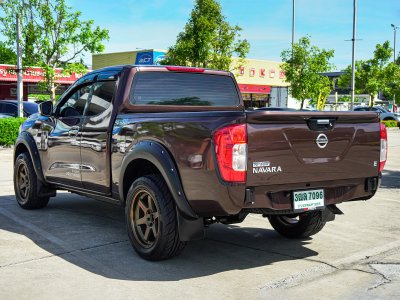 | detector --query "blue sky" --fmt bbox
[59,0,400,70]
